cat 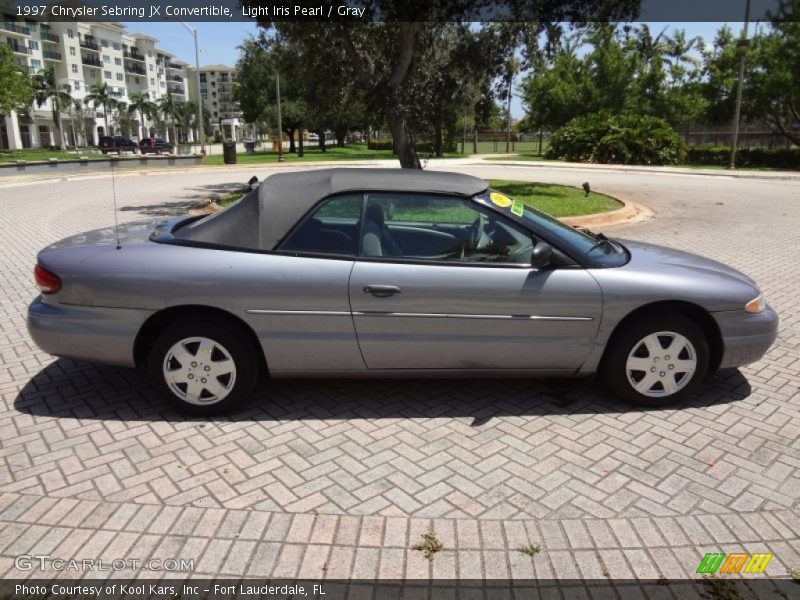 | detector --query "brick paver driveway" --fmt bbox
[0,163,798,581]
